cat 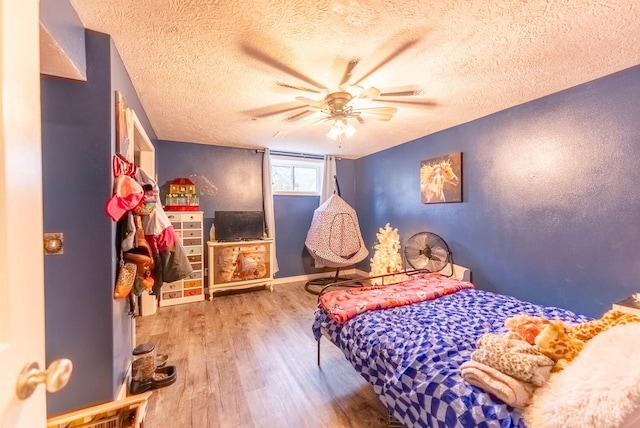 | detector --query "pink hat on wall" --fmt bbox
[105,175,144,221]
